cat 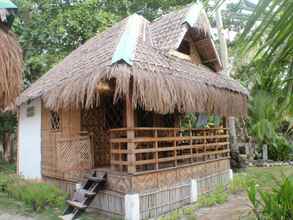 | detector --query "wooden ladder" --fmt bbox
[60,172,107,220]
